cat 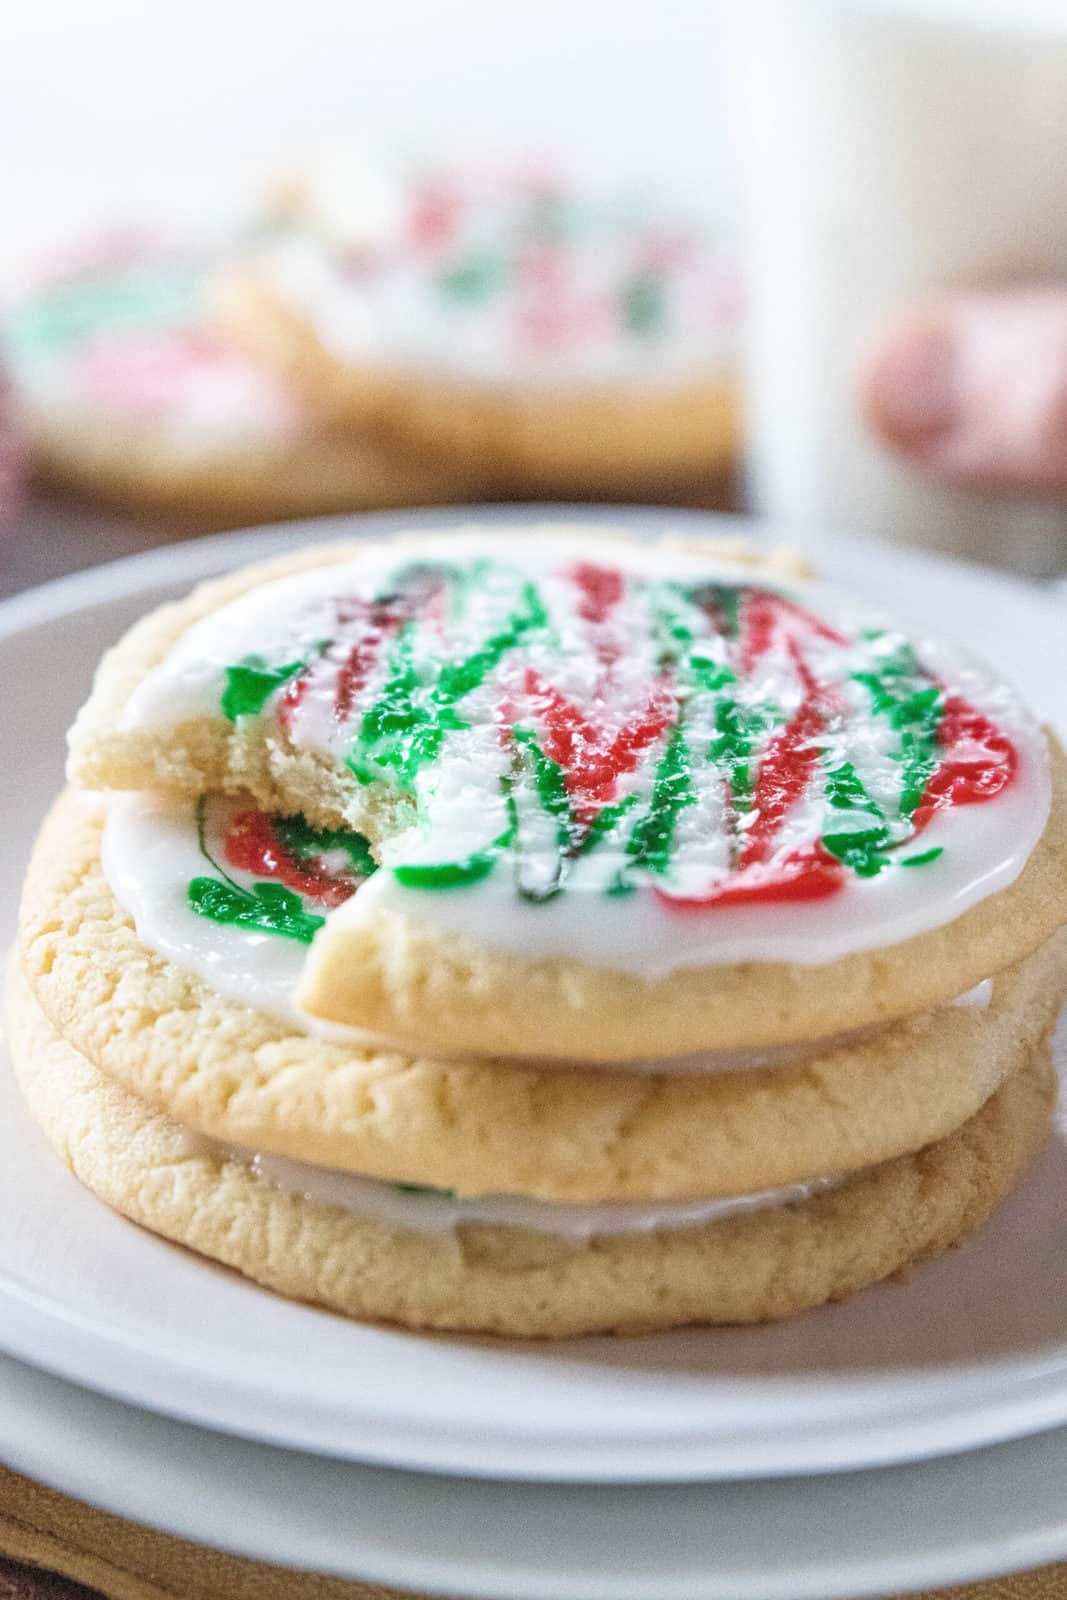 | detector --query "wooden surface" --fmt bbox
[2,1464,1067,1600]
[0,1556,103,1600]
